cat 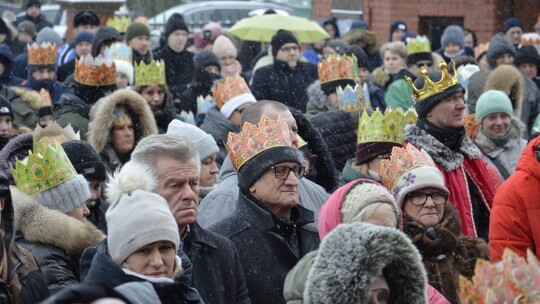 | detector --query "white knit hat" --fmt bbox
[341,181,399,225]
[212,35,237,59]
[220,93,256,118]
[106,189,180,266]
[394,166,448,209]
[114,59,134,85]
[166,119,219,160]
